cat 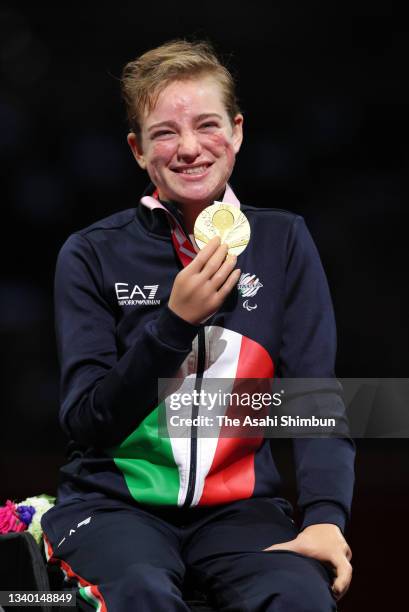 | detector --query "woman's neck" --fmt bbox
[177,202,209,235]
[160,190,226,234]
